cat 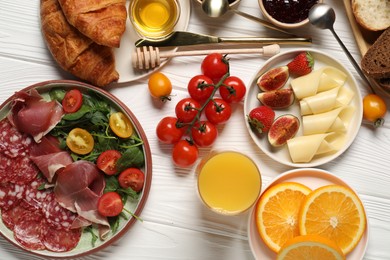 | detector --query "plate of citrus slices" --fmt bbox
[247,168,369,260]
